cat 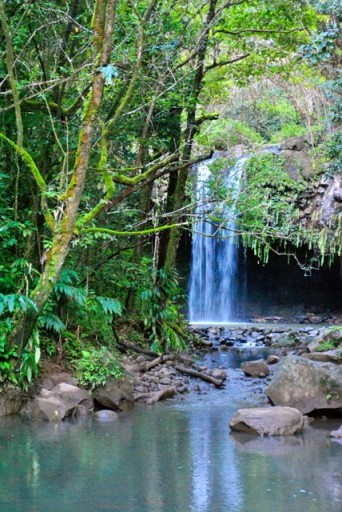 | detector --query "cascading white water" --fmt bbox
[188,156,246,323]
